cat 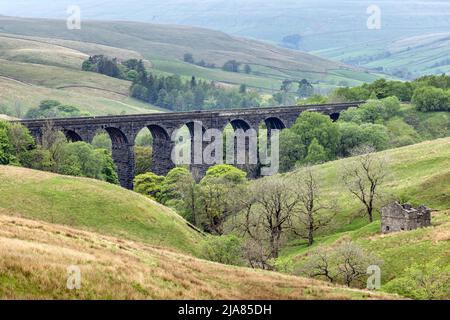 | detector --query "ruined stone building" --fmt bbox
[381,202,431,234]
